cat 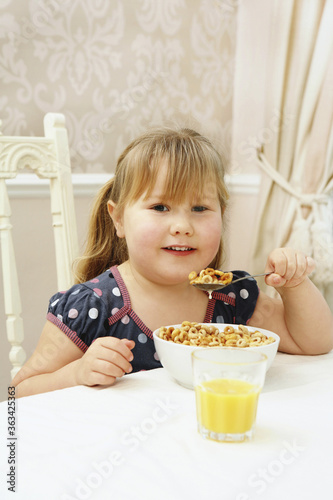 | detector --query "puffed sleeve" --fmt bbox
[47,283,110,352]
[211,270,259,325]
[232,271,259,324]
